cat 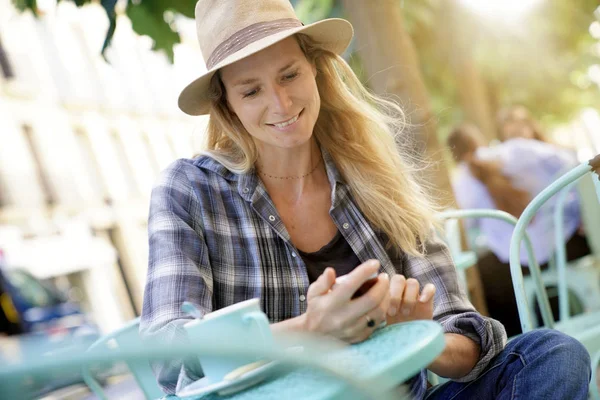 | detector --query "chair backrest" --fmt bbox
[437,209,552,332]
[82,317,164,400]
[510,156,600,332]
